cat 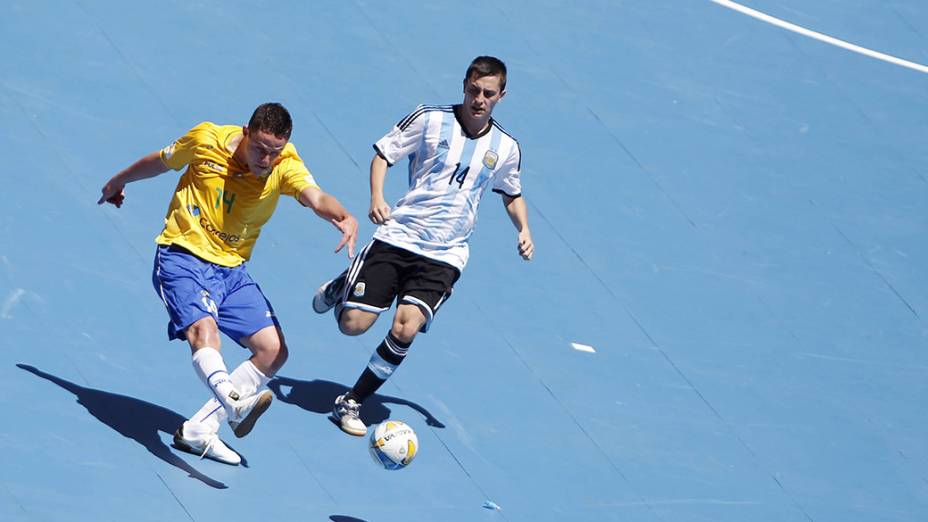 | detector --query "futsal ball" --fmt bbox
[369,420,418,470]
